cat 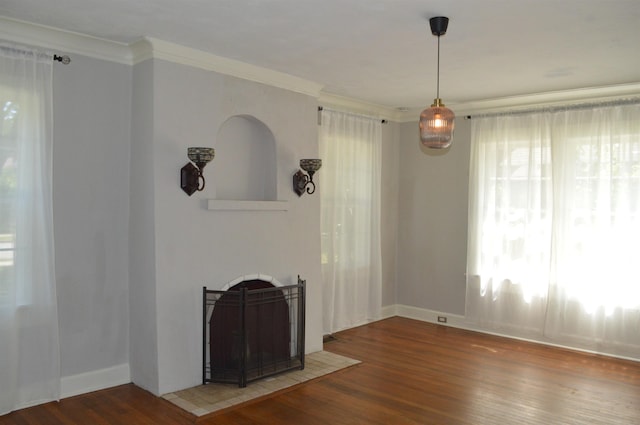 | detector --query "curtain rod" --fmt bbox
[464,97,640,120]
[318,106,387,124]
[53,54,71,65]
[1,43,71,64]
